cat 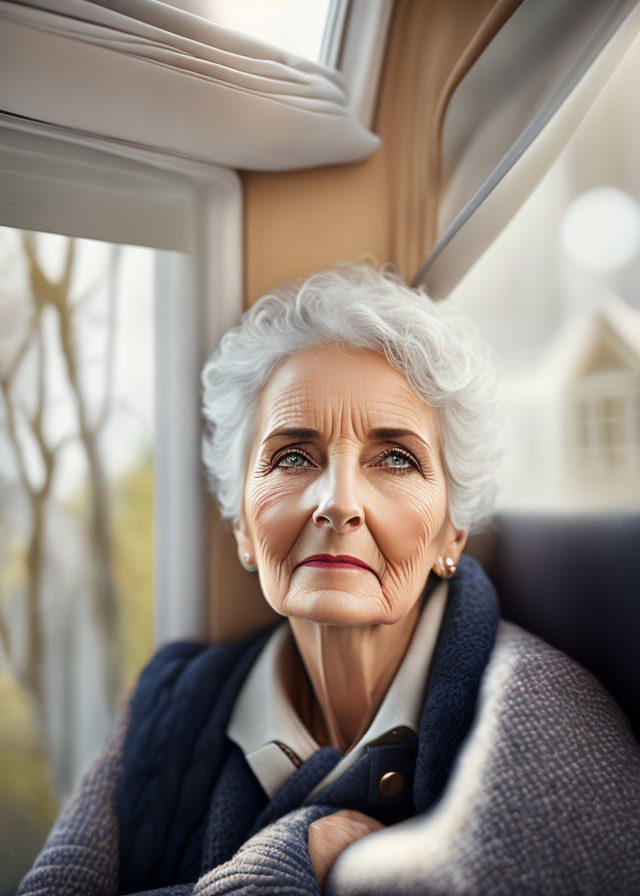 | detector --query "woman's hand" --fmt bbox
[308,809,385,889]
